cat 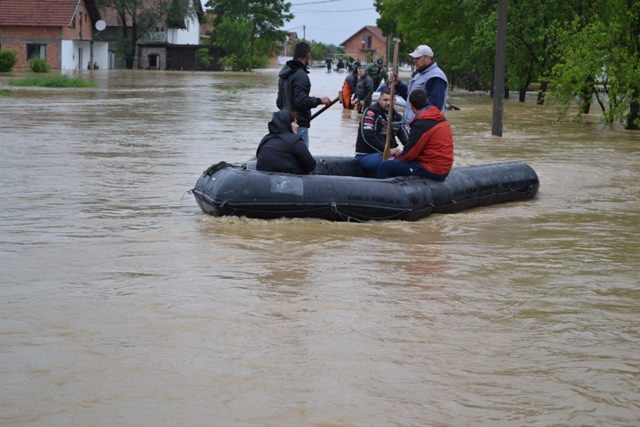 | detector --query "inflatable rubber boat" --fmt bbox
[191,157,539,222]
